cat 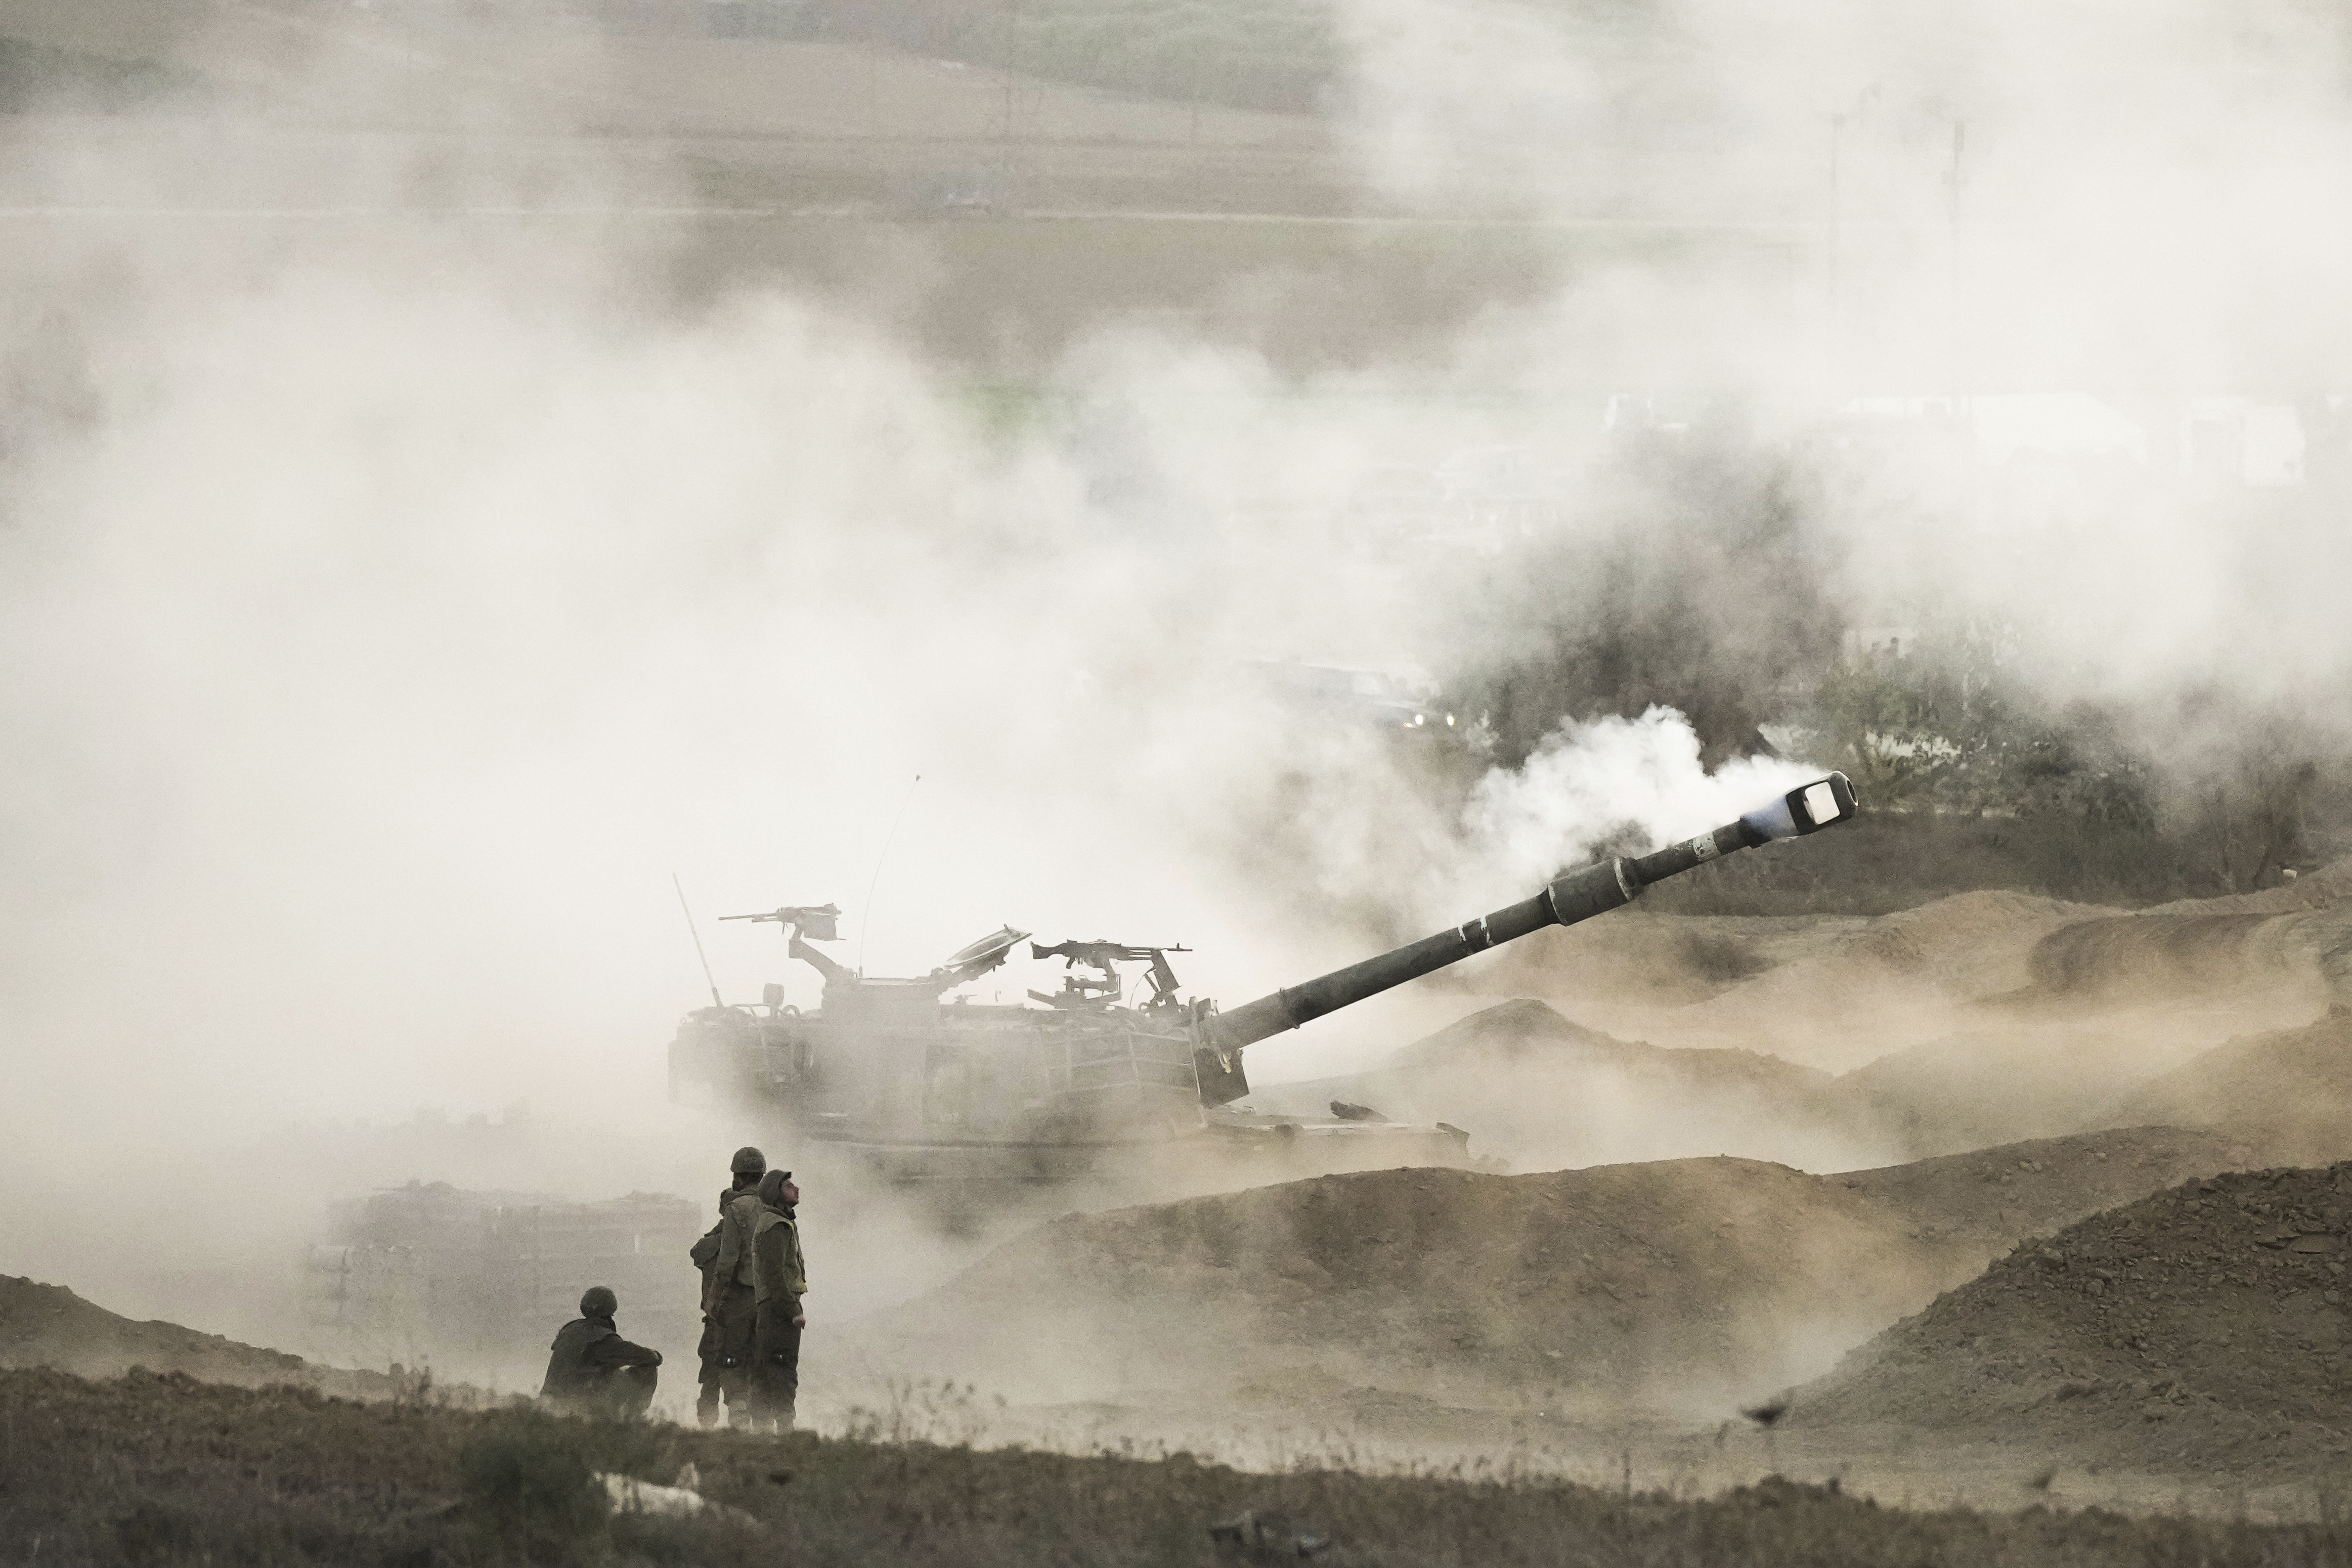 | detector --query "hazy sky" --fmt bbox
[3,0,2350,1169]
